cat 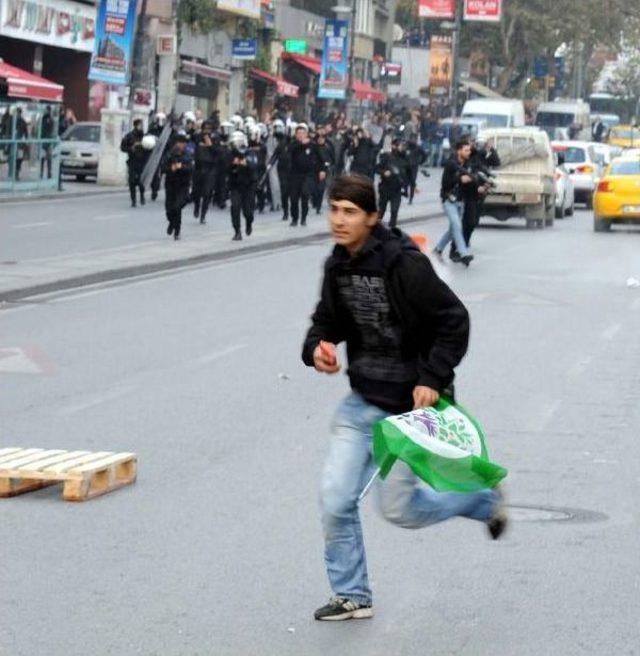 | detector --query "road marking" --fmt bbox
[195,344,247,364]
[540,399,562,430]
[567,355,593,380]
[58,385,136,415]
[0,346,51,374]
[92,213,128,221]
[602,323,621,341]
[11,221,52,229]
